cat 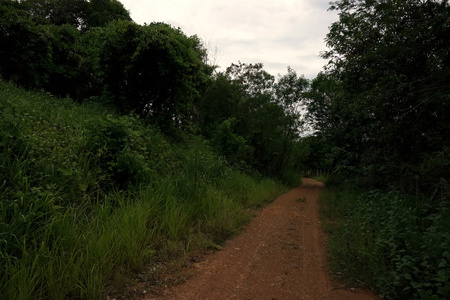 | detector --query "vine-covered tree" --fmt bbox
[93,20,210,131]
